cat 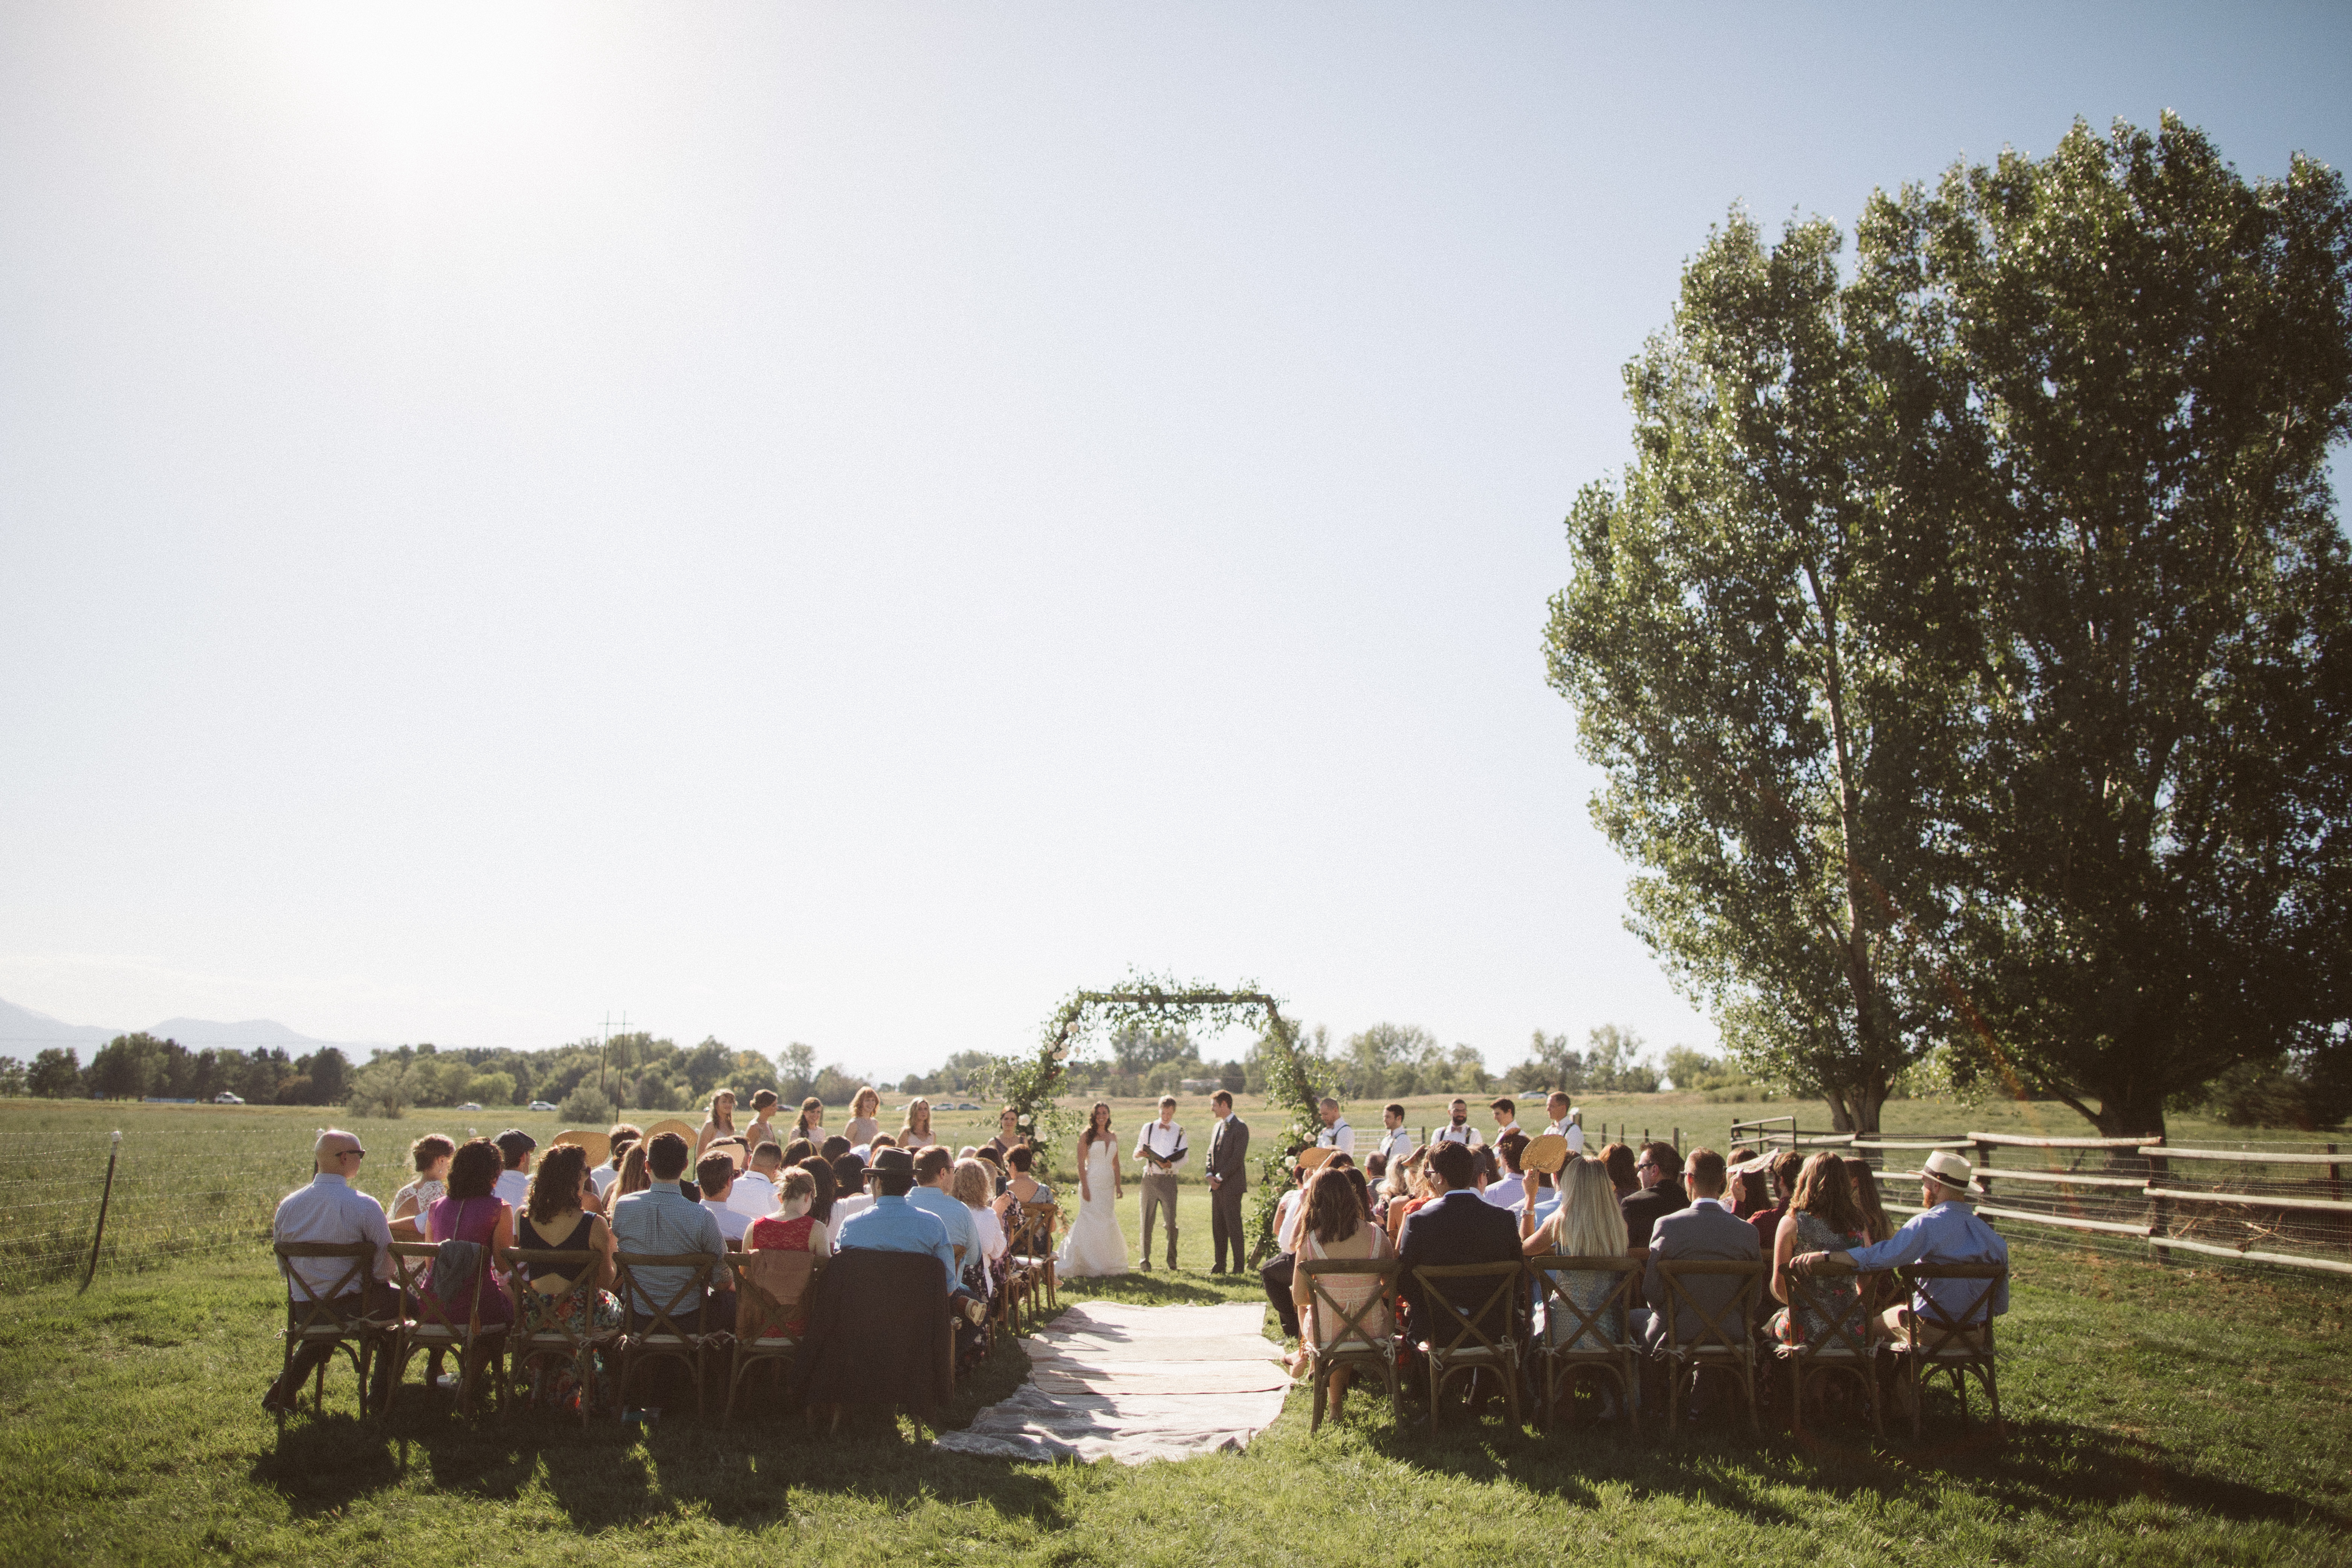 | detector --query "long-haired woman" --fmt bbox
[1768,1152,1869,1345]
[794,1096,826,1143]
[696,1090,736,1158]
[898,1097,935,1151]
[425,1138,516,1401]
[844,1087,882,1147]
[616,1141,652,1199]
[1288,1165,1392,1397]
[1599,1142,1639,1200]
[1055,1103,1129,1277]
[515,1142,623,1411]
